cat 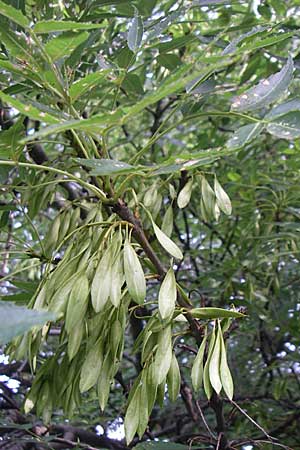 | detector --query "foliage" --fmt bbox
[1,1,300,449]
